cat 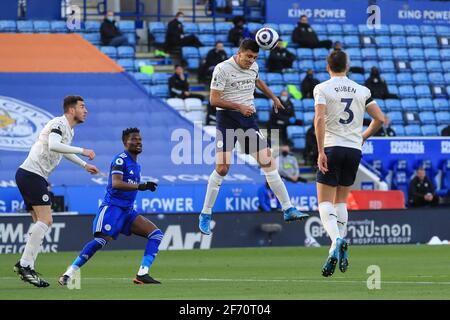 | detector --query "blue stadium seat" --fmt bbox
[214,34,228,44]
[183,22,198,34]
[181,47,199,59]
[346,48,362,60]
[258,72,267,82]
[33,21,51,33]
[117,46,135,58]
[410,60,426,72]
[424,48,440,60]
[404,111,421,125]
[391,166,410,203]
[257,111,270,123]
[311,24,327,35]
[247,23,262,34]
[422,36,438,48]
[0,20,16,32]
[364,60,379,70]
[303,99,315,112]
[298,60,314,71]
[399,85,415,98]
[443,61,450,72]
[116,58,135,72]
[267,73,284,85]
[215,22,233,34]
[132,72,152,85]
[82,33,100,45]
[297,48,314,60]
[287,126,305,138]
[313,48,329,60]
[387,85,399,96]
[314,60,327,71]
[375,36,391,47]
[406,36,422,48]
[361,48,377,60]
[445,73,450,85]
[386,99,402,112]
[358,24,374,35]
[264,23,280,33]
[379,60,395,72]
[198,23,214,34]
[391,125,405,136]
[420,25,436,36]
[292,99,302,111]
[387,111,403,124]
[85,21,100,33]
[401,99,418,112]
[382,73,397,85]
[50,20,67,33]
[393,48,409,59]
[440,49,450,61]
[412,73,428,85]
[283,73,300,84]
[433,99,449,112]
[149,85,169,98]
[408,48,424,60]
[377,48,393,59]
[350,59,363,69]
[421,125,438,136]
[391,36,406,48]
[436,160,450,197]
[349,73,364,84]
[315,72,329,83]
[377,99,386,111]
[426,61,442,72]
[428,73,445,85]
[396,73,413,85]
[327,24,342,35]
[375,24,390,35]
[343,24,358,35]
[343,36,360,47]
[436,112,450,125]
[118,21,135,33]
[255,98,270,111]
[149,22,166,33]
[152,73,171,85]
[303,112,315,125]
[17,21,33,33]
[405,25,421,36]
[199,34,215,46]
[405,124,422,136]
[100,46,117,58]
[419,111,436,125]
[187,58,199,69]
[435,25,450,37]
[269,85,284,96]
[415,85,432,98]
[279,23,294,36]
[417,98,434,111]
[389,24,405,36]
